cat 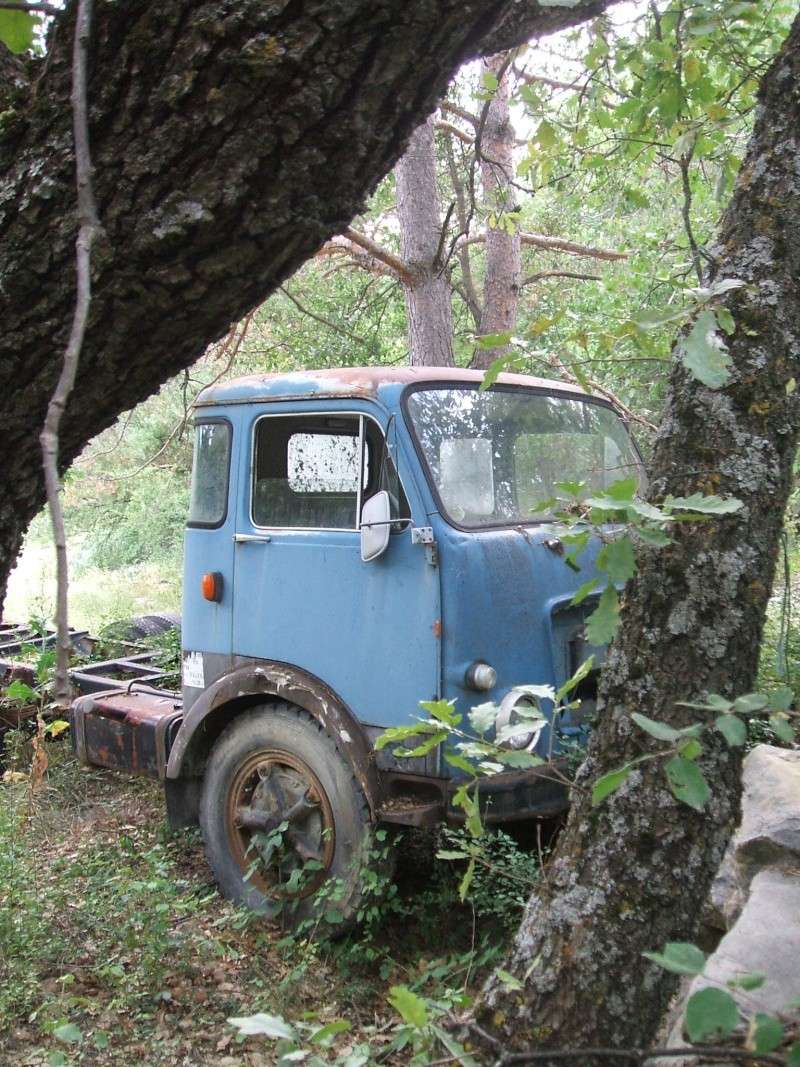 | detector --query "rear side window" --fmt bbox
[188,420,231,527]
